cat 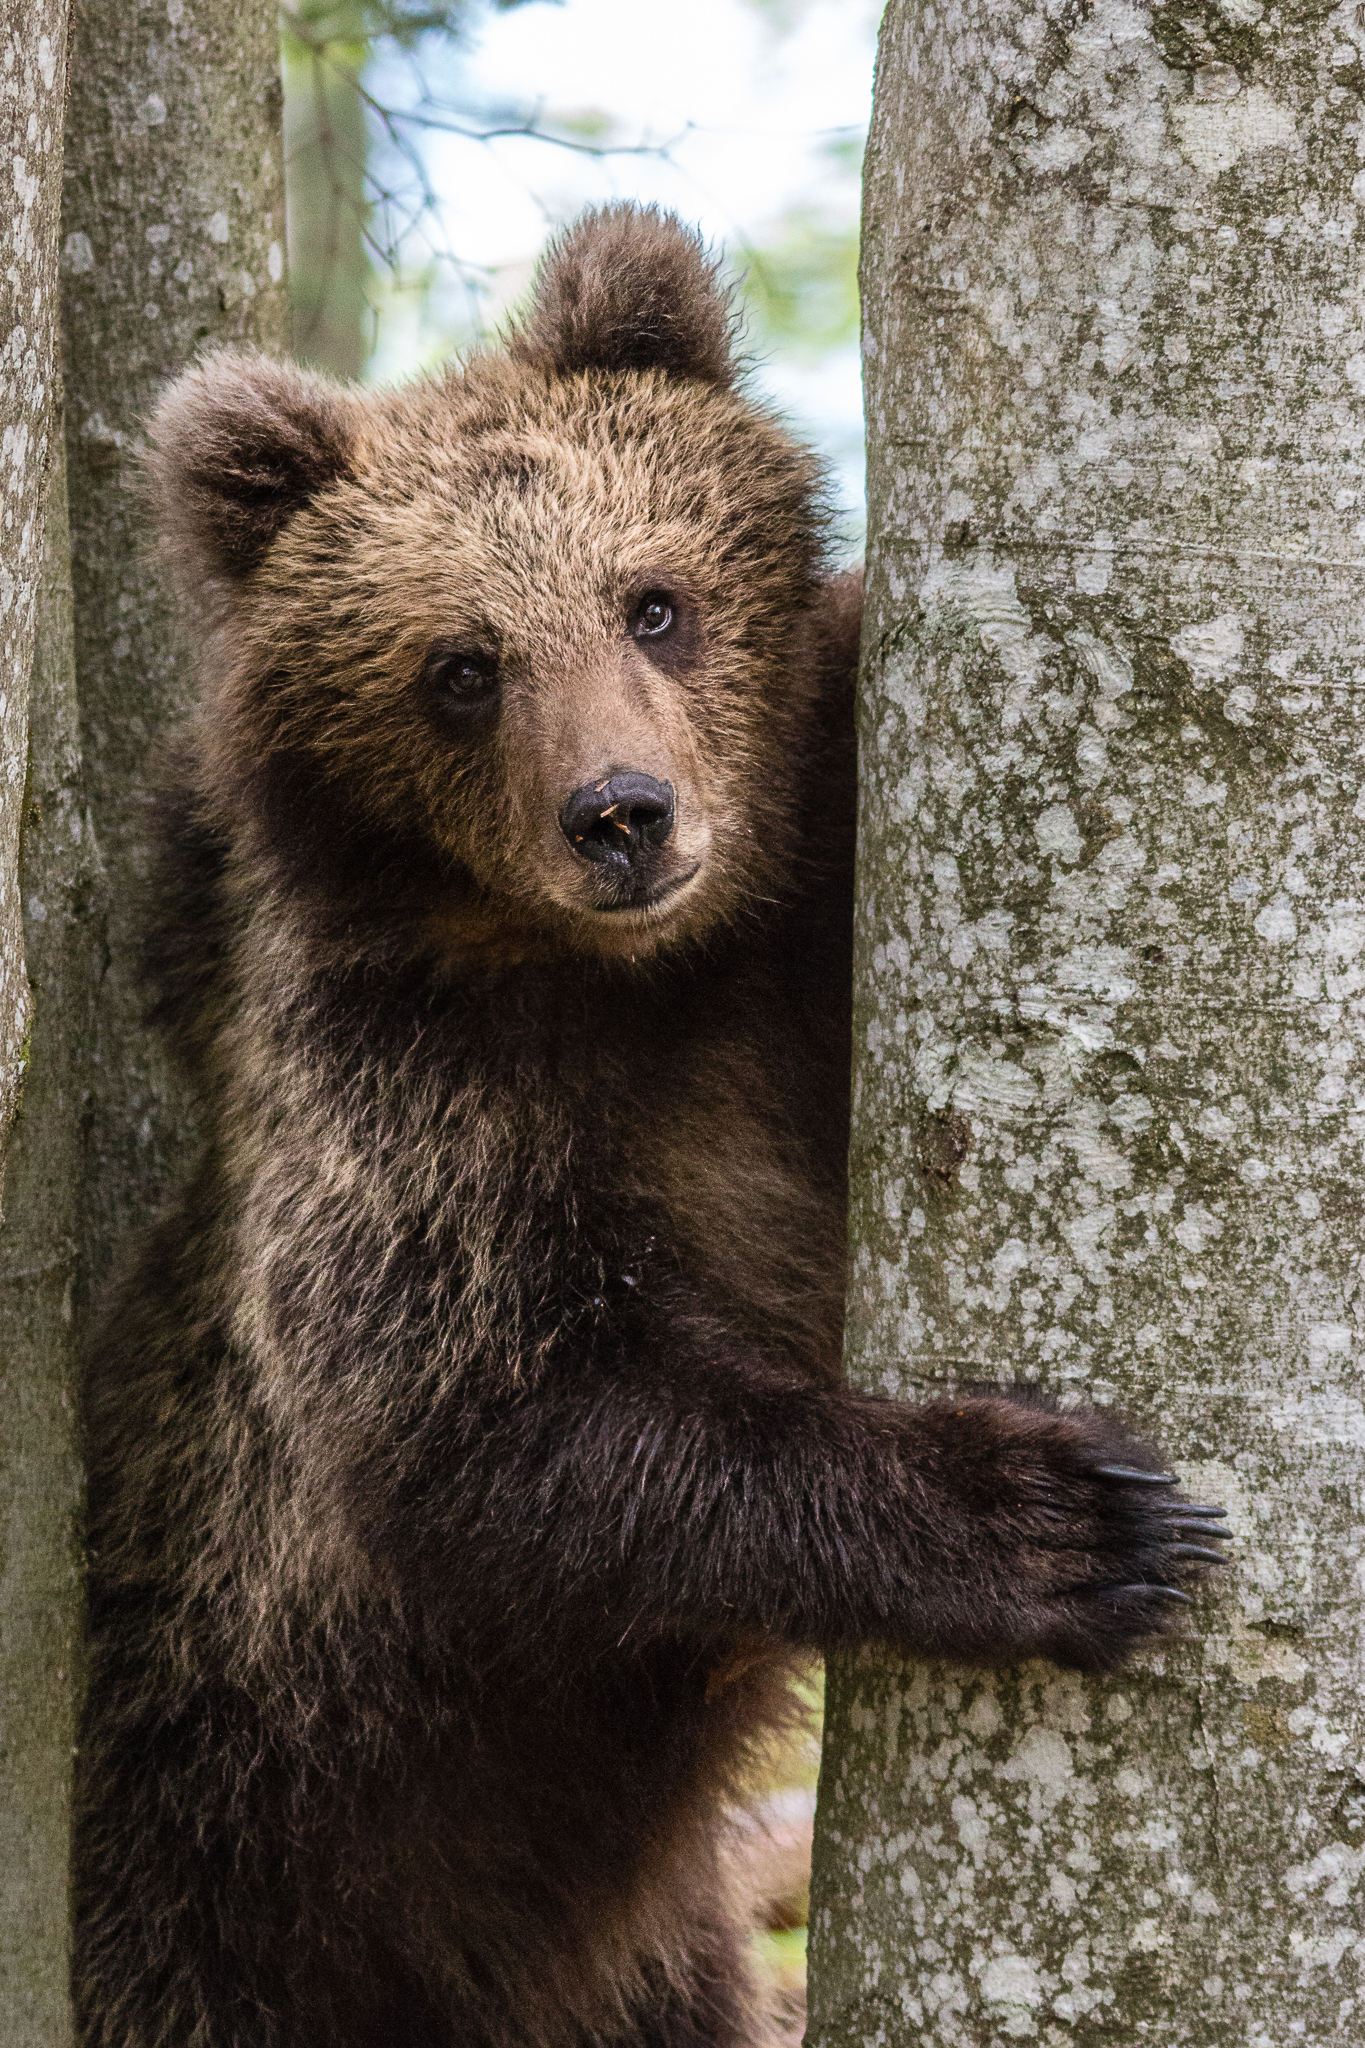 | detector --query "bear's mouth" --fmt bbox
[593,863,702,915]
